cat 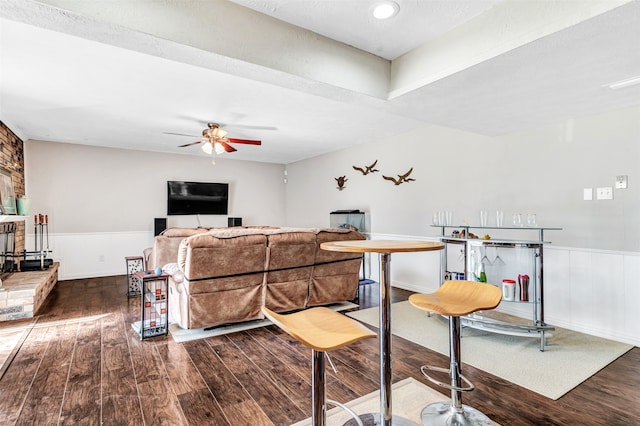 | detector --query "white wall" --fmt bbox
[285,105,640,346]
[286,106,639,251]
[24,140,286,279]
